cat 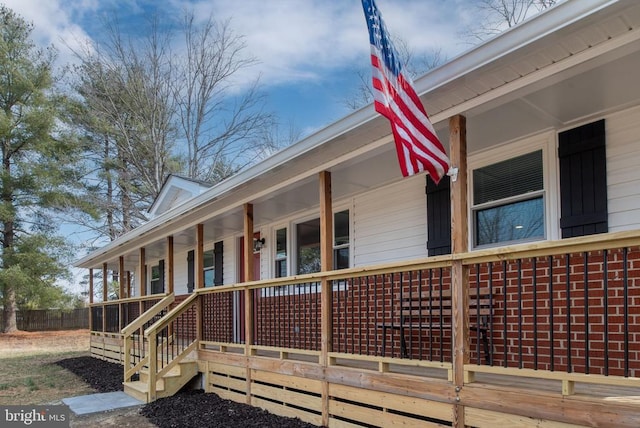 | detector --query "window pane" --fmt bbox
[334,210,349,246]
[474,151,543,205]
[334,247,349,270]
[297,218,320,274]
[204,269,214,287]
[203,249,214,268]
[151,266,159,280]
[298,246,320,274]
[276,259,287,278]
[276,228,287,259]
[475,197,544,245]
